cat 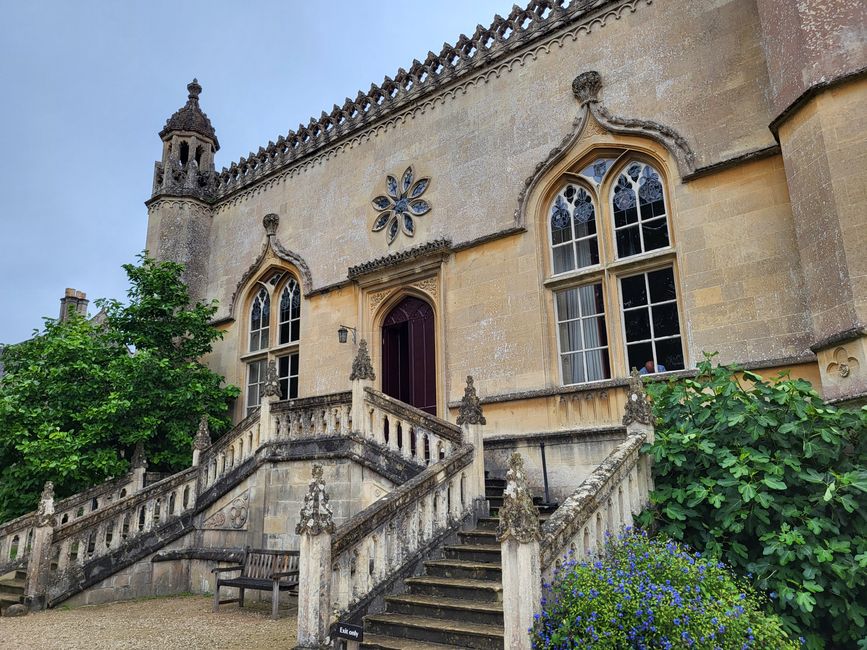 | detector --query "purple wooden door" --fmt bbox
[381,297,436,415]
